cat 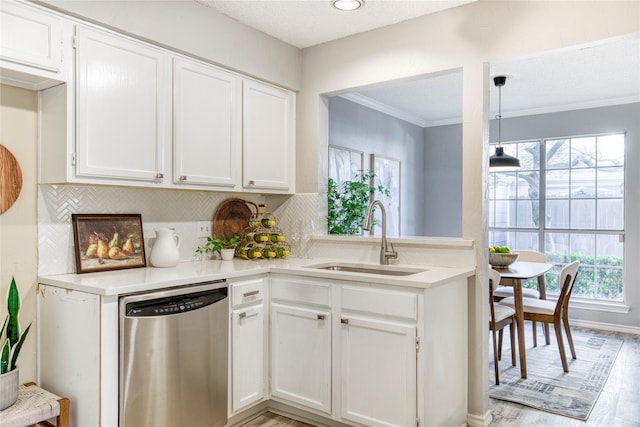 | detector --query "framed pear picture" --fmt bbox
[72,214,146,273]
